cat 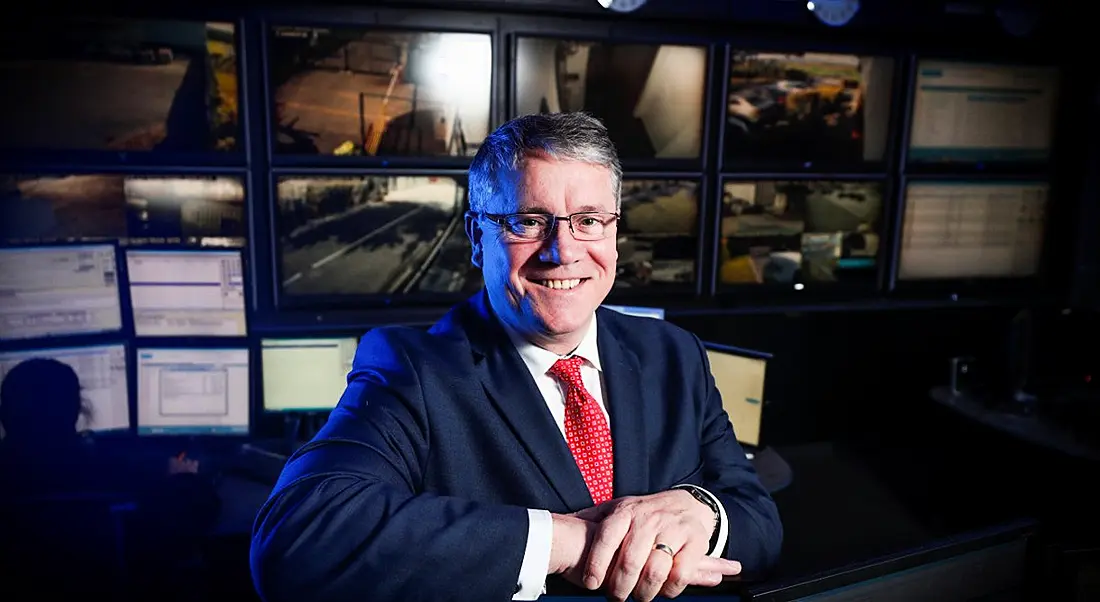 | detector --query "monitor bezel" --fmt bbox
[506,29,715,172]
[887,175,1052,298]
[132,344,253,437]
[0,239,129,343]
[701,341,773,450]
[902,55,1062,175]
[258,333,361,414]
[717,41,906,175]
[121,244,252,339]
[0,13,249,167]
[710,173,895,305]
[261,9,499,169]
